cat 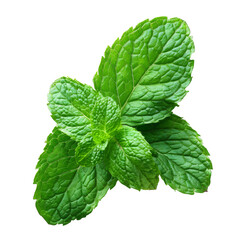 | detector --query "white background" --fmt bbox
[1,0,239,239]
